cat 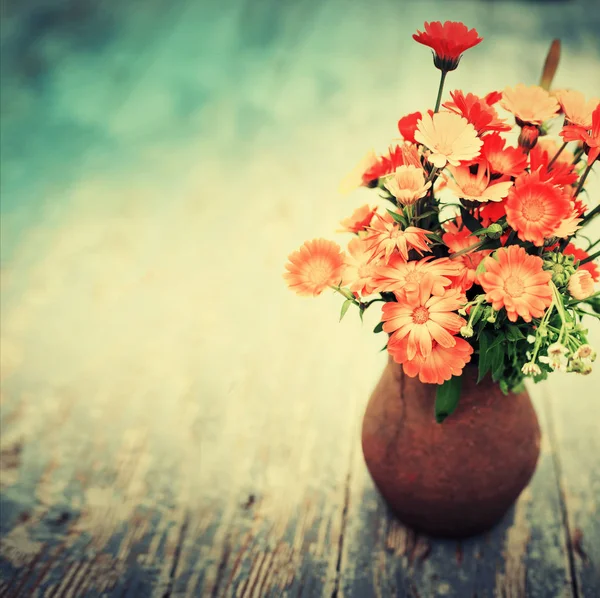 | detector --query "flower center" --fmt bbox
[405,271,423,283]
[308,263,331,285]
[504,275,525,297]
[412,306,429,324]
[434,141,453,156]
[521,194,546,221]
